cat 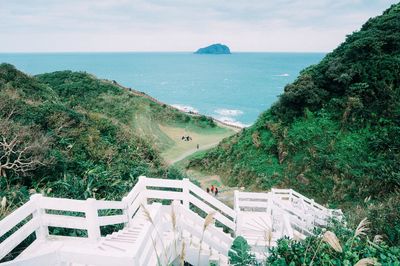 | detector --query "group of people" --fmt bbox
[206,185,219,196]
[181,135,200,149]
[181,135,192,141]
